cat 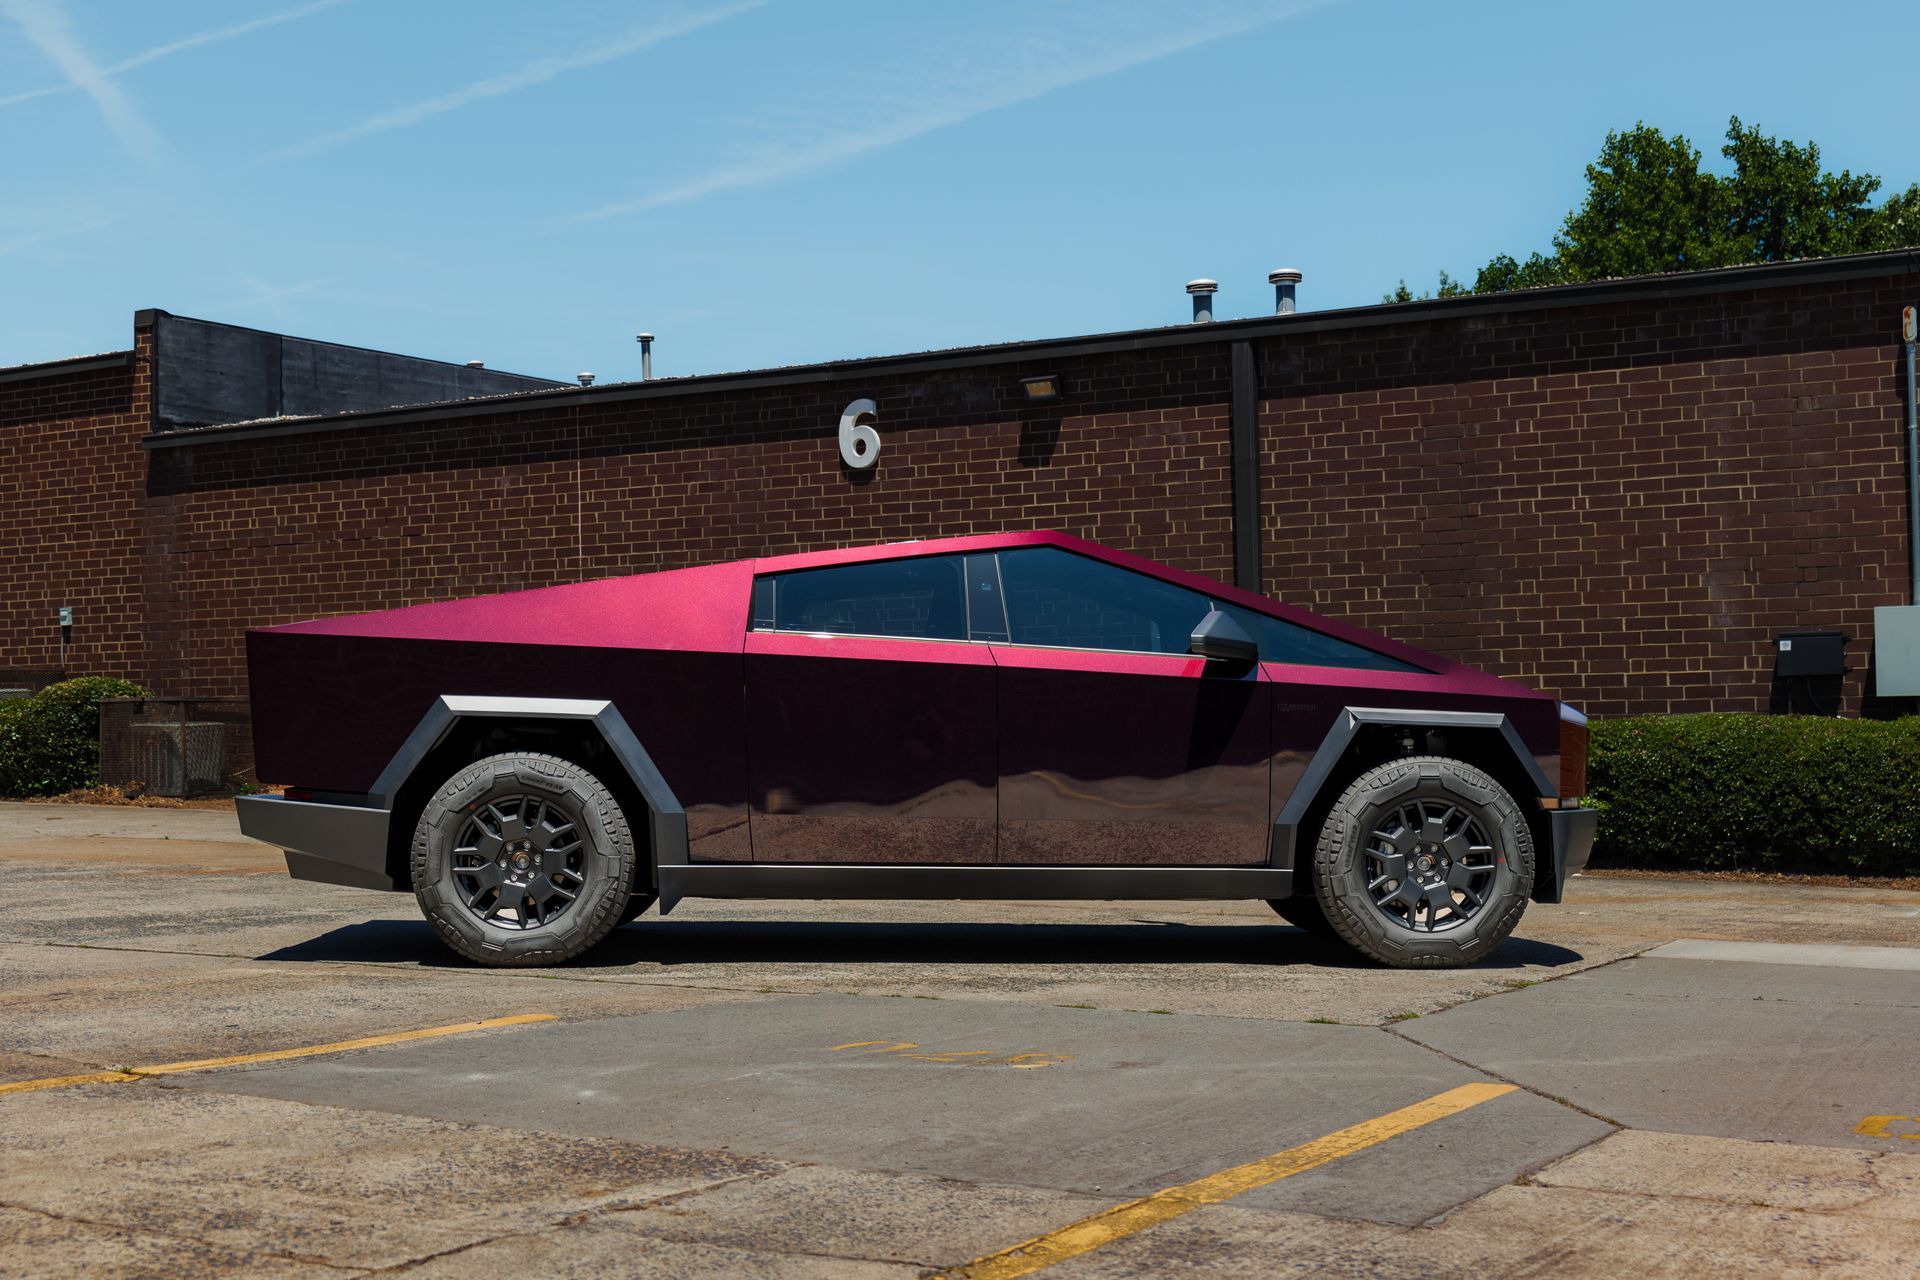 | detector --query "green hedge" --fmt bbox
[1590,713,1920,876]
[0,677,151,798]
